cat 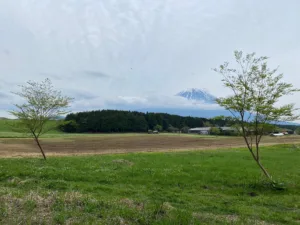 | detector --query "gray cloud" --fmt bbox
[64,89,98,101]
[0,92,9,99]
[40,72,64,80]
[70,94,221,114]
[2,49,10,56]
[0,79,19,86]
[0,0,300,118]
[82,70,111,79]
